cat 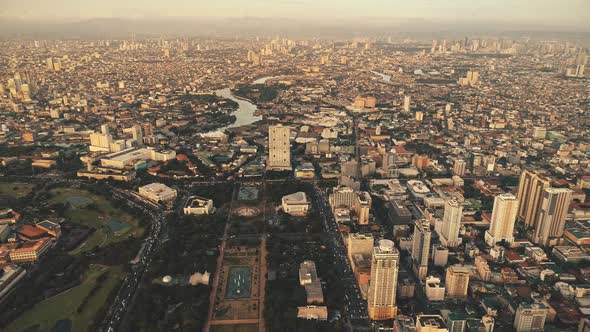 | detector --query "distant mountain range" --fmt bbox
[0,17,588,40]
